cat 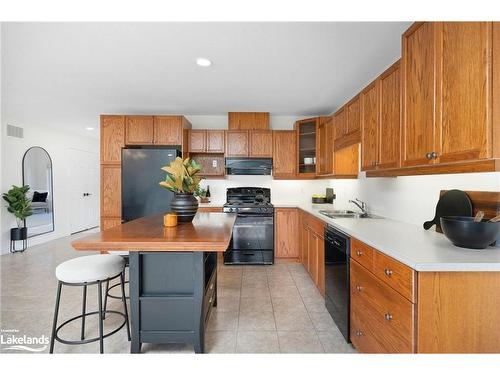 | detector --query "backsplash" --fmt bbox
[200,176,330,205]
